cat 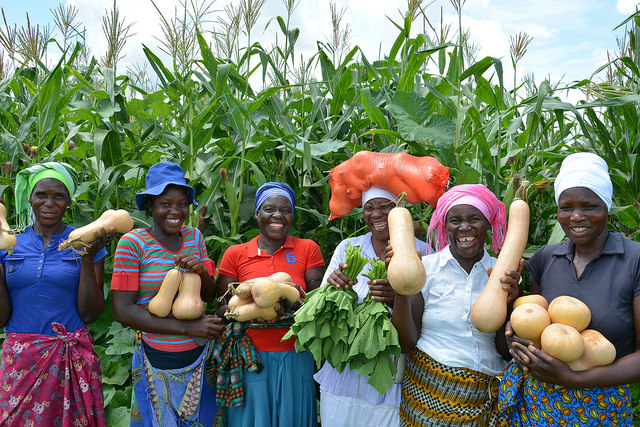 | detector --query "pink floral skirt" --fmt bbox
[0,323,105,427]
